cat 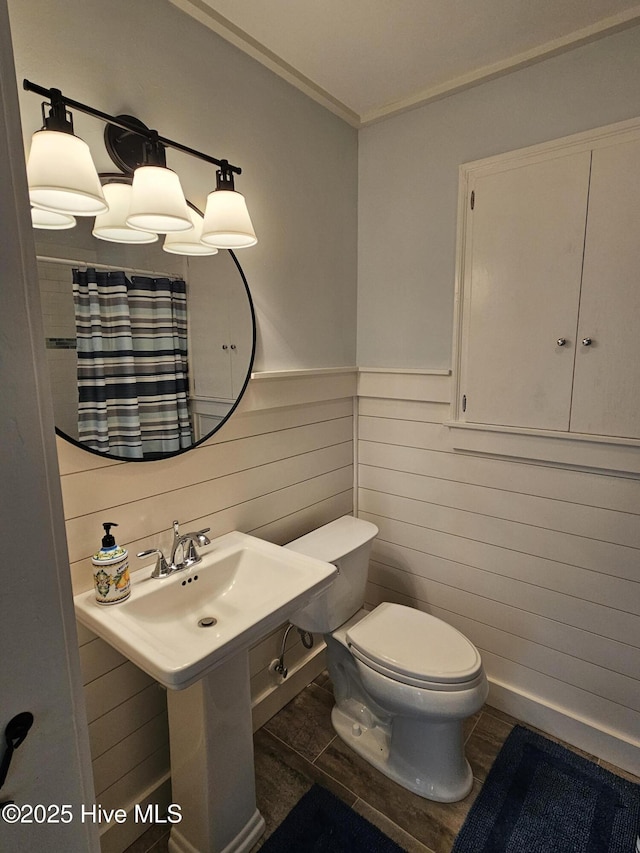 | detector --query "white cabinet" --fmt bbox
[187,252,254,402]
[569,138,640,439]
[186,252,255,440]
[455,120,640,444]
